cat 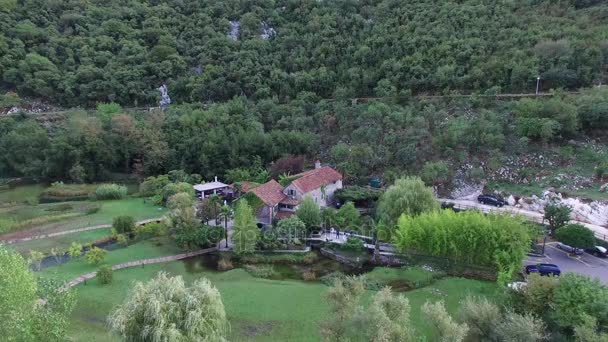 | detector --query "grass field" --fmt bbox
[34,198,166,233]
[0,184,48,204]
[0,198,166,237]
[10,228,113,255]
[57,258,499,341]
[38,237,183,283]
